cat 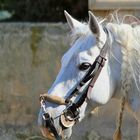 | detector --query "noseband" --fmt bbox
[40,27,110,140]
